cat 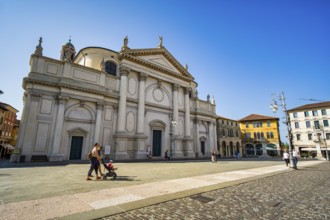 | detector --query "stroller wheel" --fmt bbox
[113,173,117,180]
[103,175,107,180]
